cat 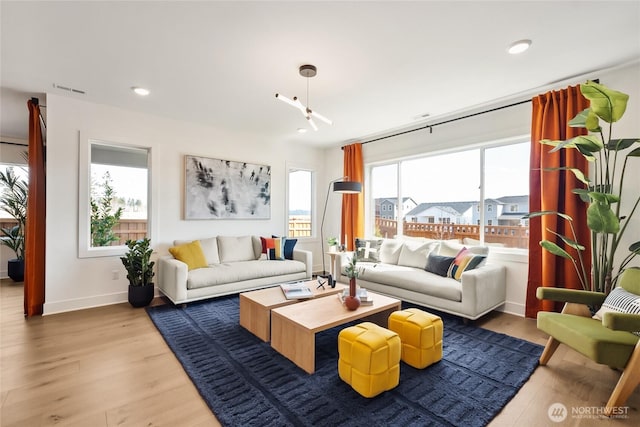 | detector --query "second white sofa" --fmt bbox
[335,238,506,320]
